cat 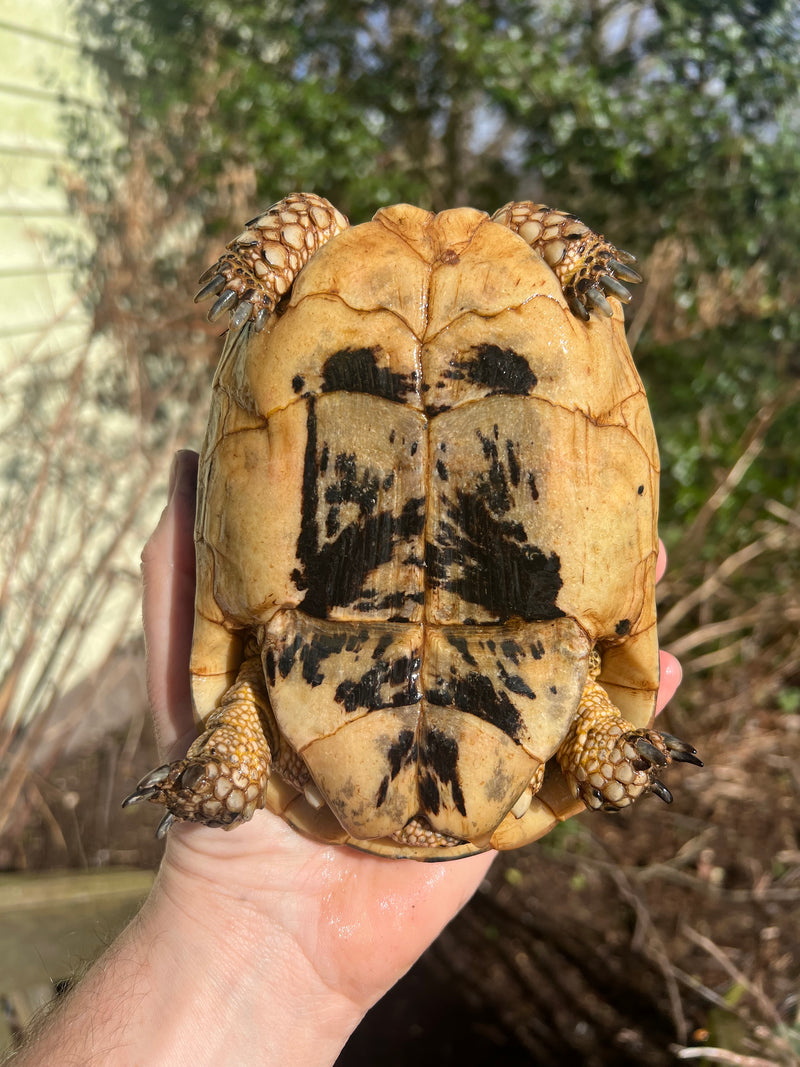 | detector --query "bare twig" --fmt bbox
[659,527,789,639]
[674,1047,783,1066]
[681,925,783,1031]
